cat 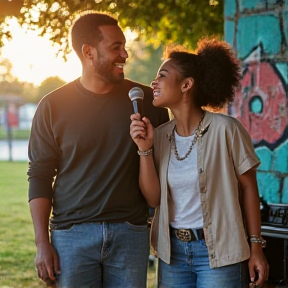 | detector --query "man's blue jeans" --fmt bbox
[51,222,150,288]
[158,233,249,288]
